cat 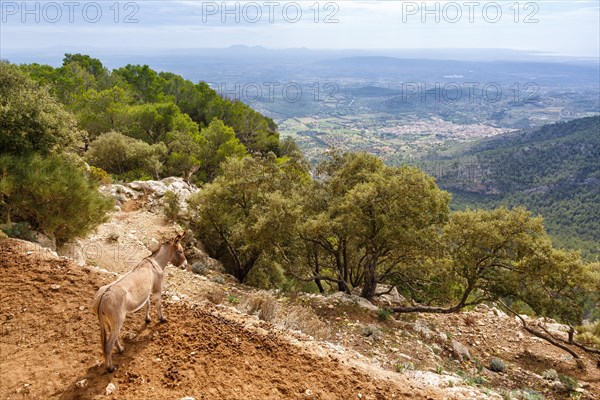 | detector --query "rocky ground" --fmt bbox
[1,179,598,399]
